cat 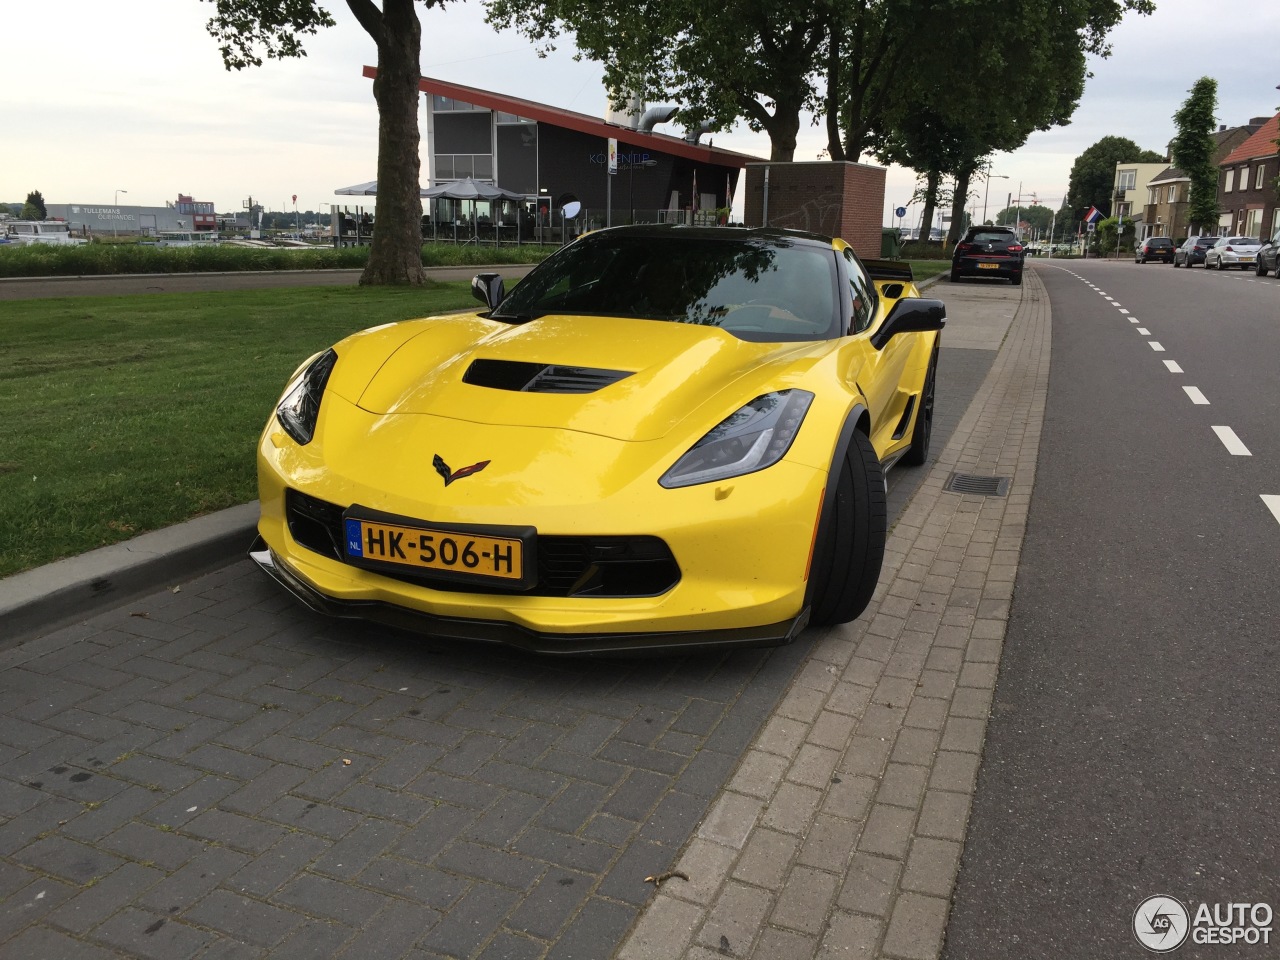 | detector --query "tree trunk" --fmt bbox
[916,169,940,245]
[947,169,972,245]
[824,20,845,162]
[766,101,802,162]
[362,0,426,286]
